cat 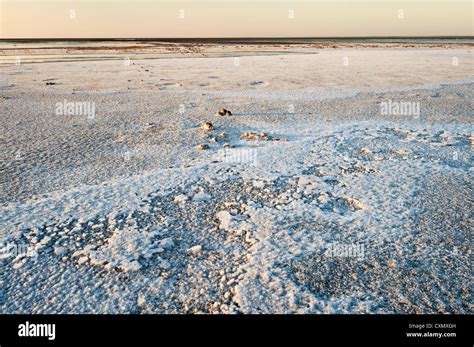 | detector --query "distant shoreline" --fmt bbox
[1,39,472,65]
